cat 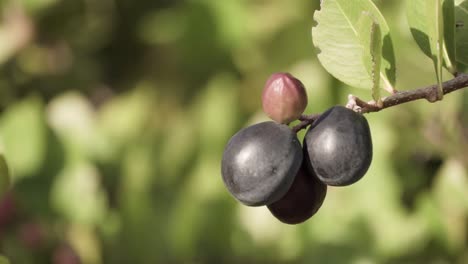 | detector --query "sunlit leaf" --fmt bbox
[51,163,108,225]
[407,0,456,76]
[98,85,155,151]
[357,13,383,102]
[429,0,445,98]
[312,0,395,91]
[444,0,457,72]
[0,96,47,180]
[407,0,432,57]
[47,91,97,160]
